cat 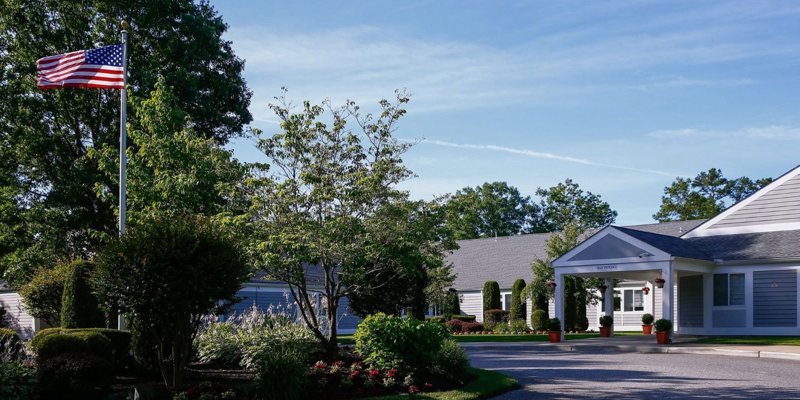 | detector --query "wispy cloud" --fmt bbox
[649,125,800,140]
[410,138,683,177]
